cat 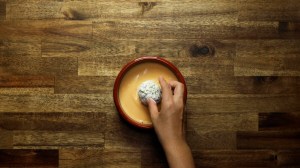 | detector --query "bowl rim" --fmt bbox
[113,56,188,129]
